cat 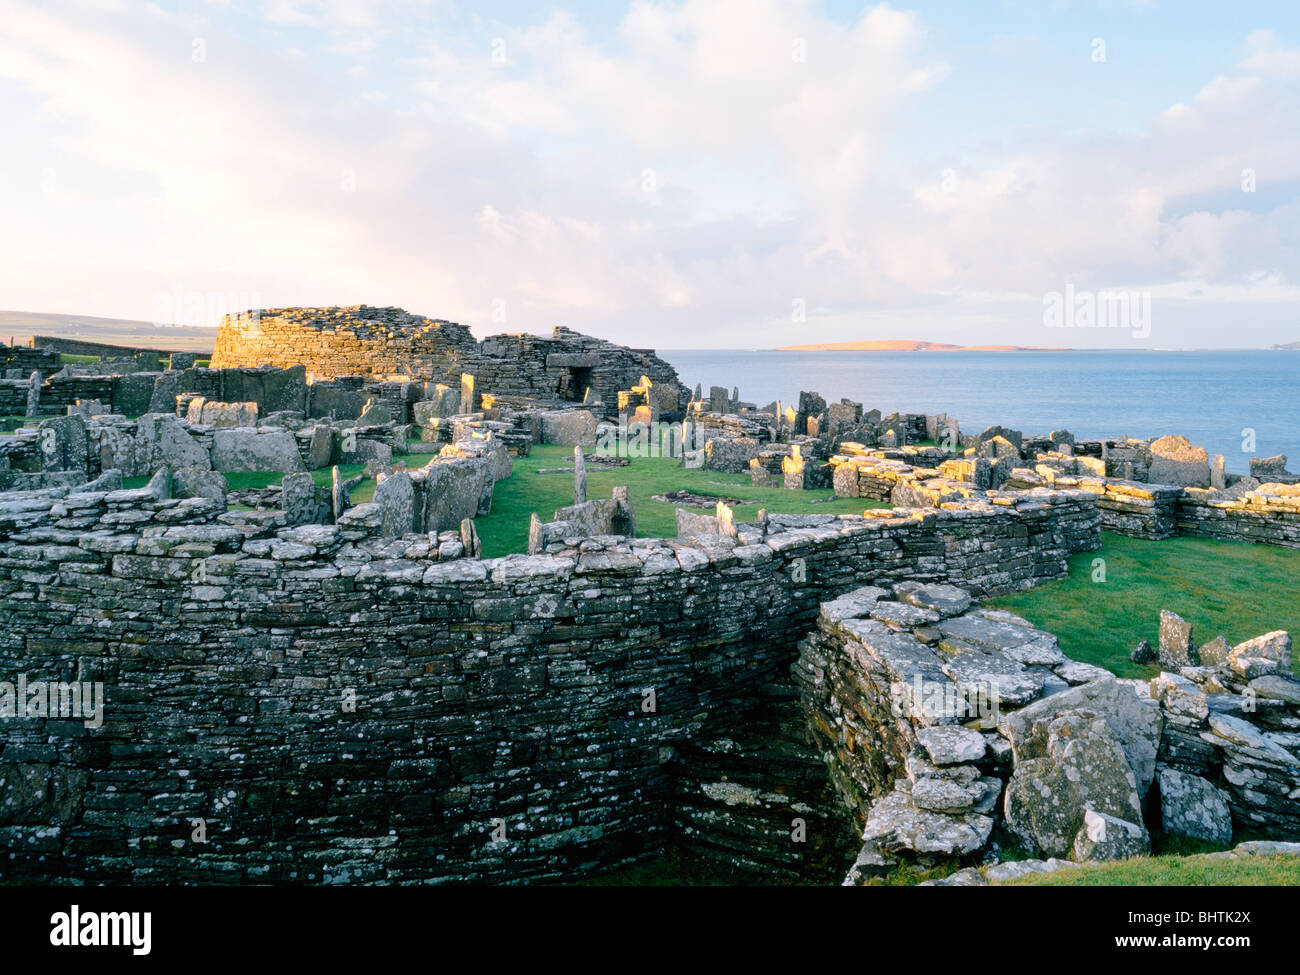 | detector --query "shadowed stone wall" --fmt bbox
[0,488,1098,884]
